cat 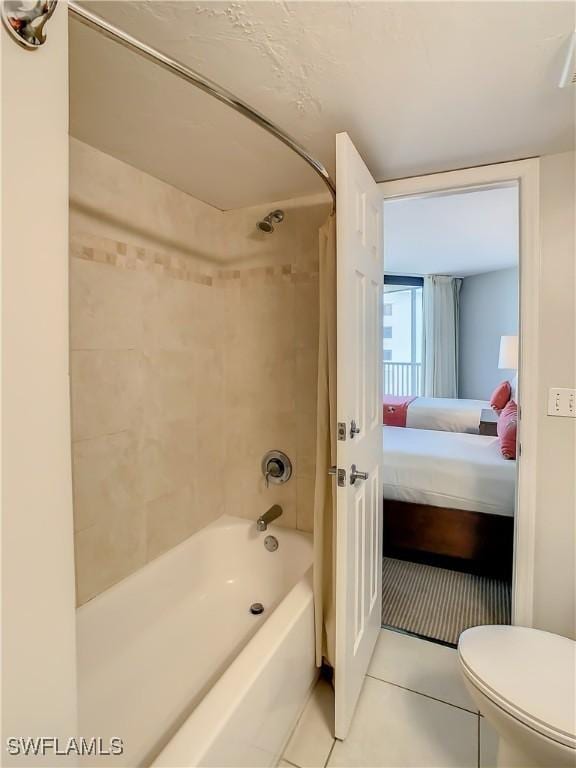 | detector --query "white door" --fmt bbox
[334,133,384,739]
